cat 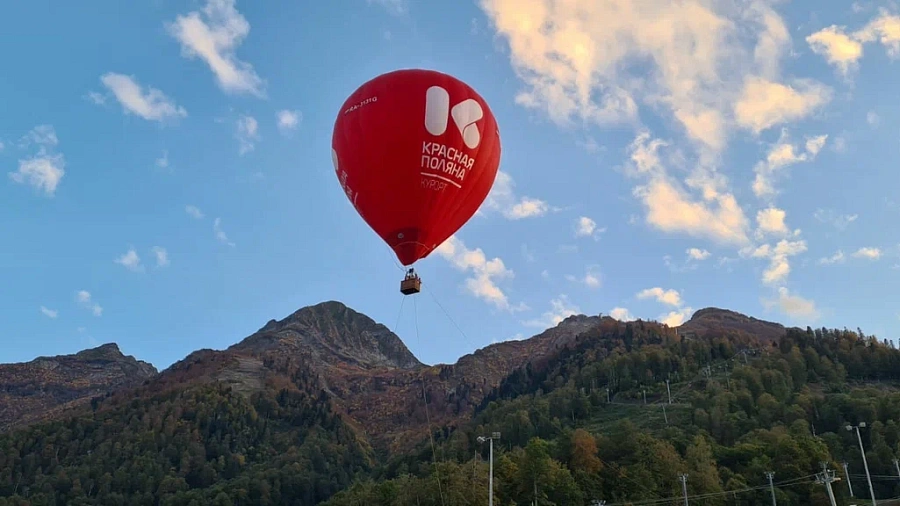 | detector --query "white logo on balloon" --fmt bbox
[424,86,483,149]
